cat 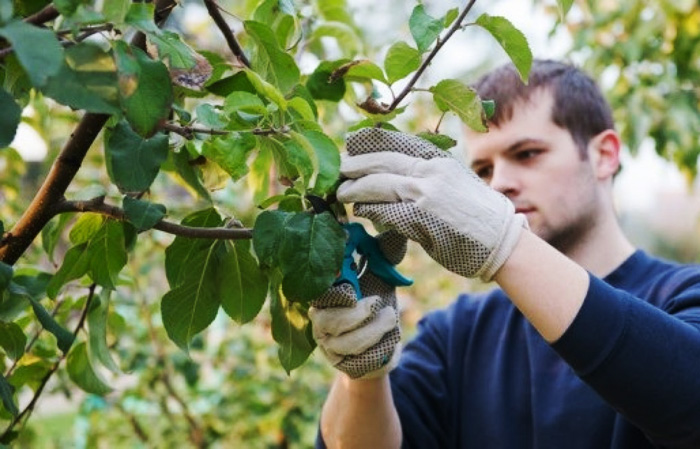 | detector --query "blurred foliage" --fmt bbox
[546,0,700,180]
